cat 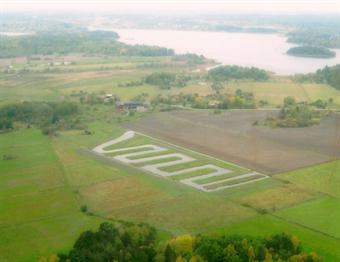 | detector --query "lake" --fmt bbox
[112,28,340,75]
